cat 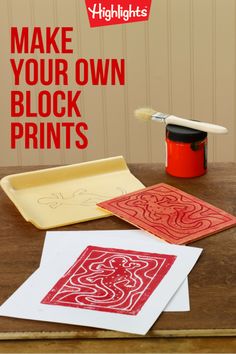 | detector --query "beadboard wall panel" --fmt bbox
[0,0,235,166]
[0,0,18,166]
